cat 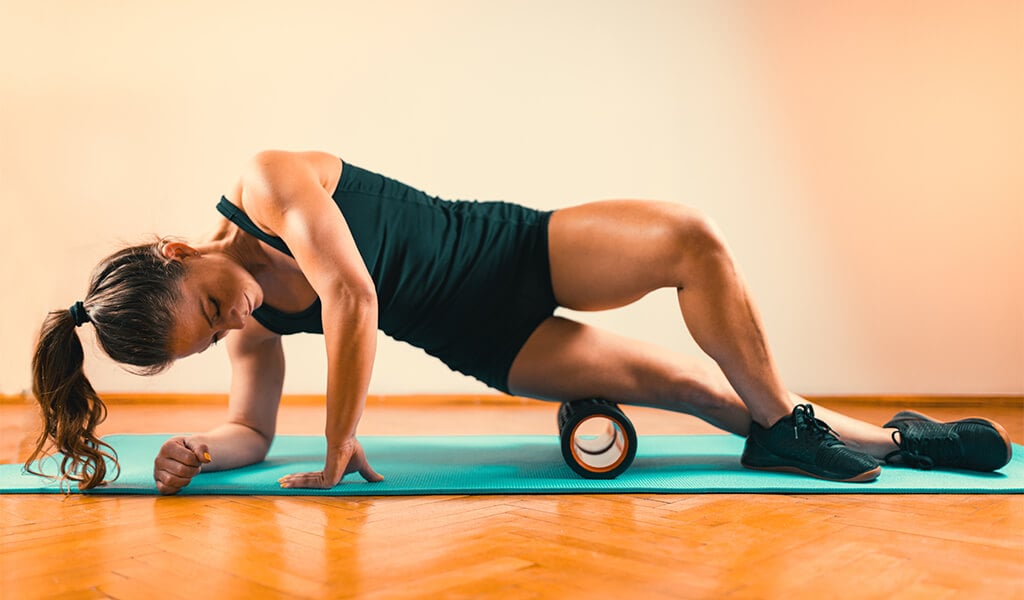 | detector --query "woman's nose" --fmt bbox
[223,307,246,329]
